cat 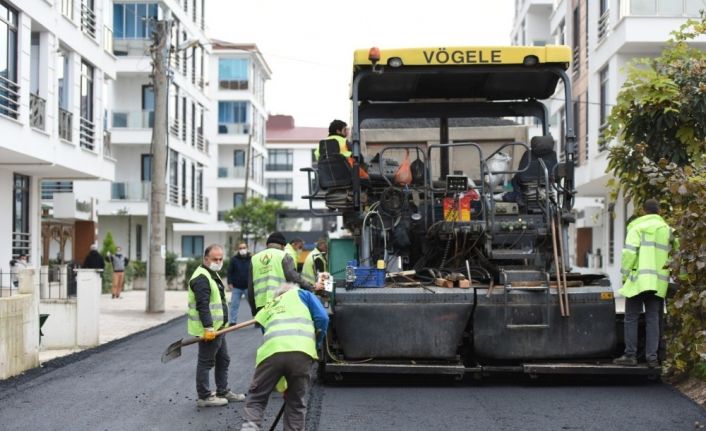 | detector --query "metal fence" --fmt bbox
[38,264,79,300]
[0,269,18,297]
